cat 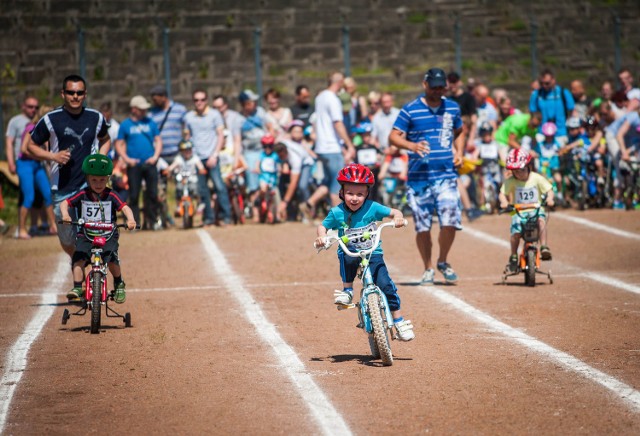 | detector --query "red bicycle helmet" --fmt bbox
[336,163,375,186]
[505,148,532,170]
[261,134,275,146]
